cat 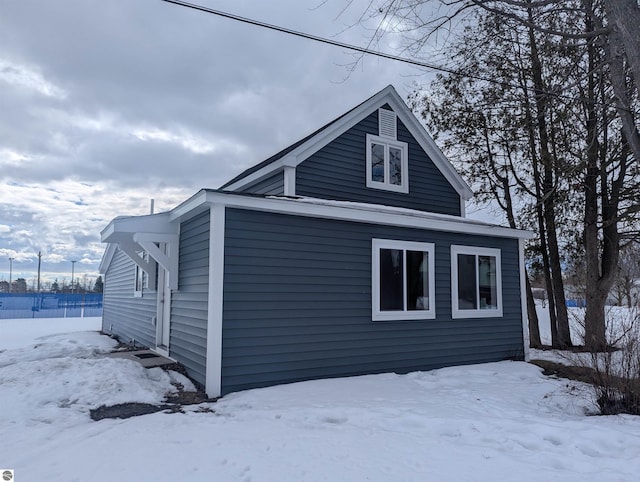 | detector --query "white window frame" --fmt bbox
[451,245,503,319]
[366,134,409,194]
[372,239,436,321]
[133,251,149,298]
